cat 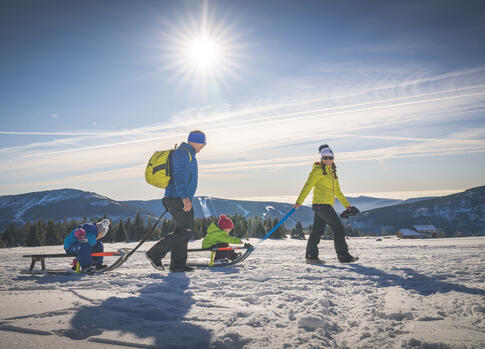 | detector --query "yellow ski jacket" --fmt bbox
[296,163,350,208]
